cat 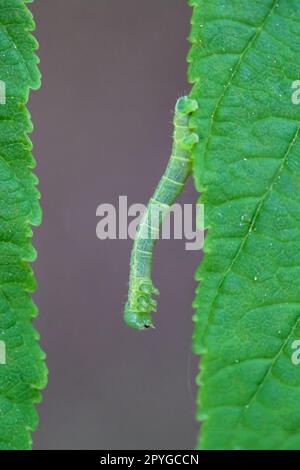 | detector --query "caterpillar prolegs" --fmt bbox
[124,96,199,330]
